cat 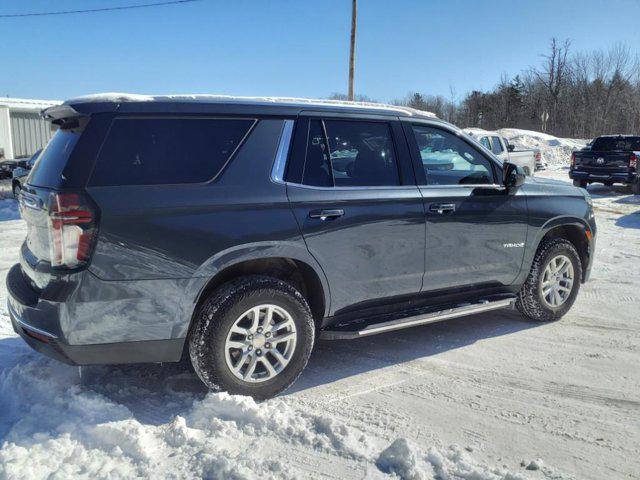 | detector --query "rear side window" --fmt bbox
[491,136,504,154]
[28,129,81,188]
[301,119,400,187]
[90,118,255,186]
